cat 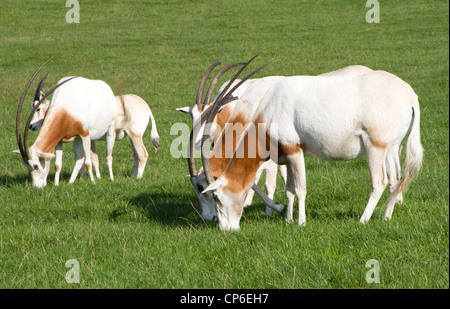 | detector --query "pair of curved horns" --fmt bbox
[16,57,53,164]
[188,55,271,185]
[188,58,249,178]
[16,57,77,164]
[201,55,272,186]
[195,62,248,112]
